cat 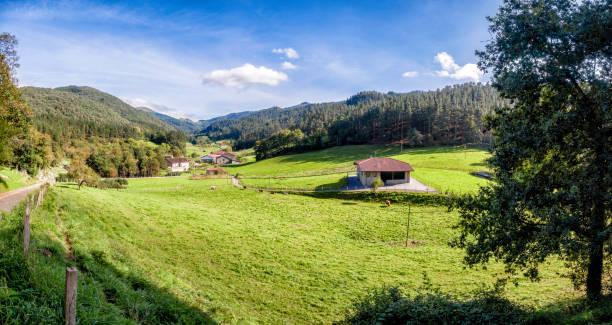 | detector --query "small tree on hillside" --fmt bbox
[68,156,99,190]
[452,0,611,300]
[371,178,384,192]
